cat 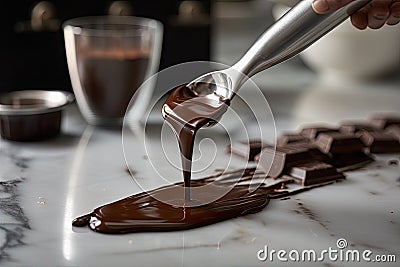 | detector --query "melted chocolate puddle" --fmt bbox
[73,168,272,234]
[71,100,383,234]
